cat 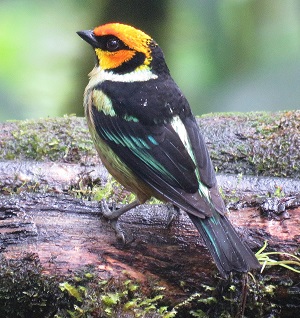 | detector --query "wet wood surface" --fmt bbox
[1,191,299,281]
[1,190,299,316]
[0,112,299,316]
